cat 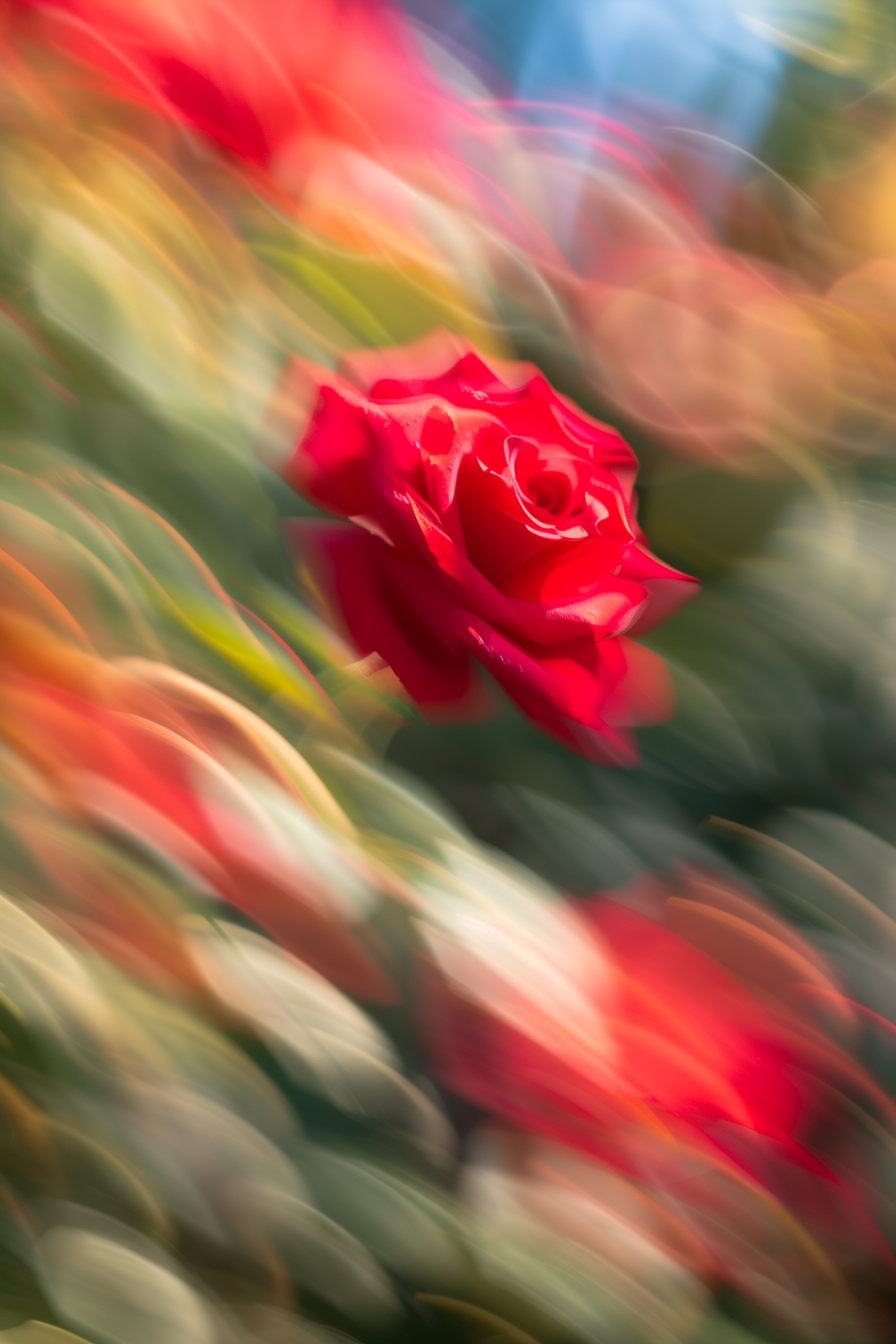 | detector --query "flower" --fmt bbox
[277,330,698,763]
[419,868,888,1300]
[13,0,443,173]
